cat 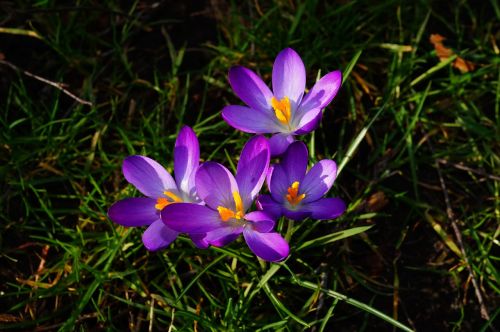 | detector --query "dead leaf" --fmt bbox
[430,34,475,73]
[366,191,389,212]
[452,57,476,73]
[0,314,21,322]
